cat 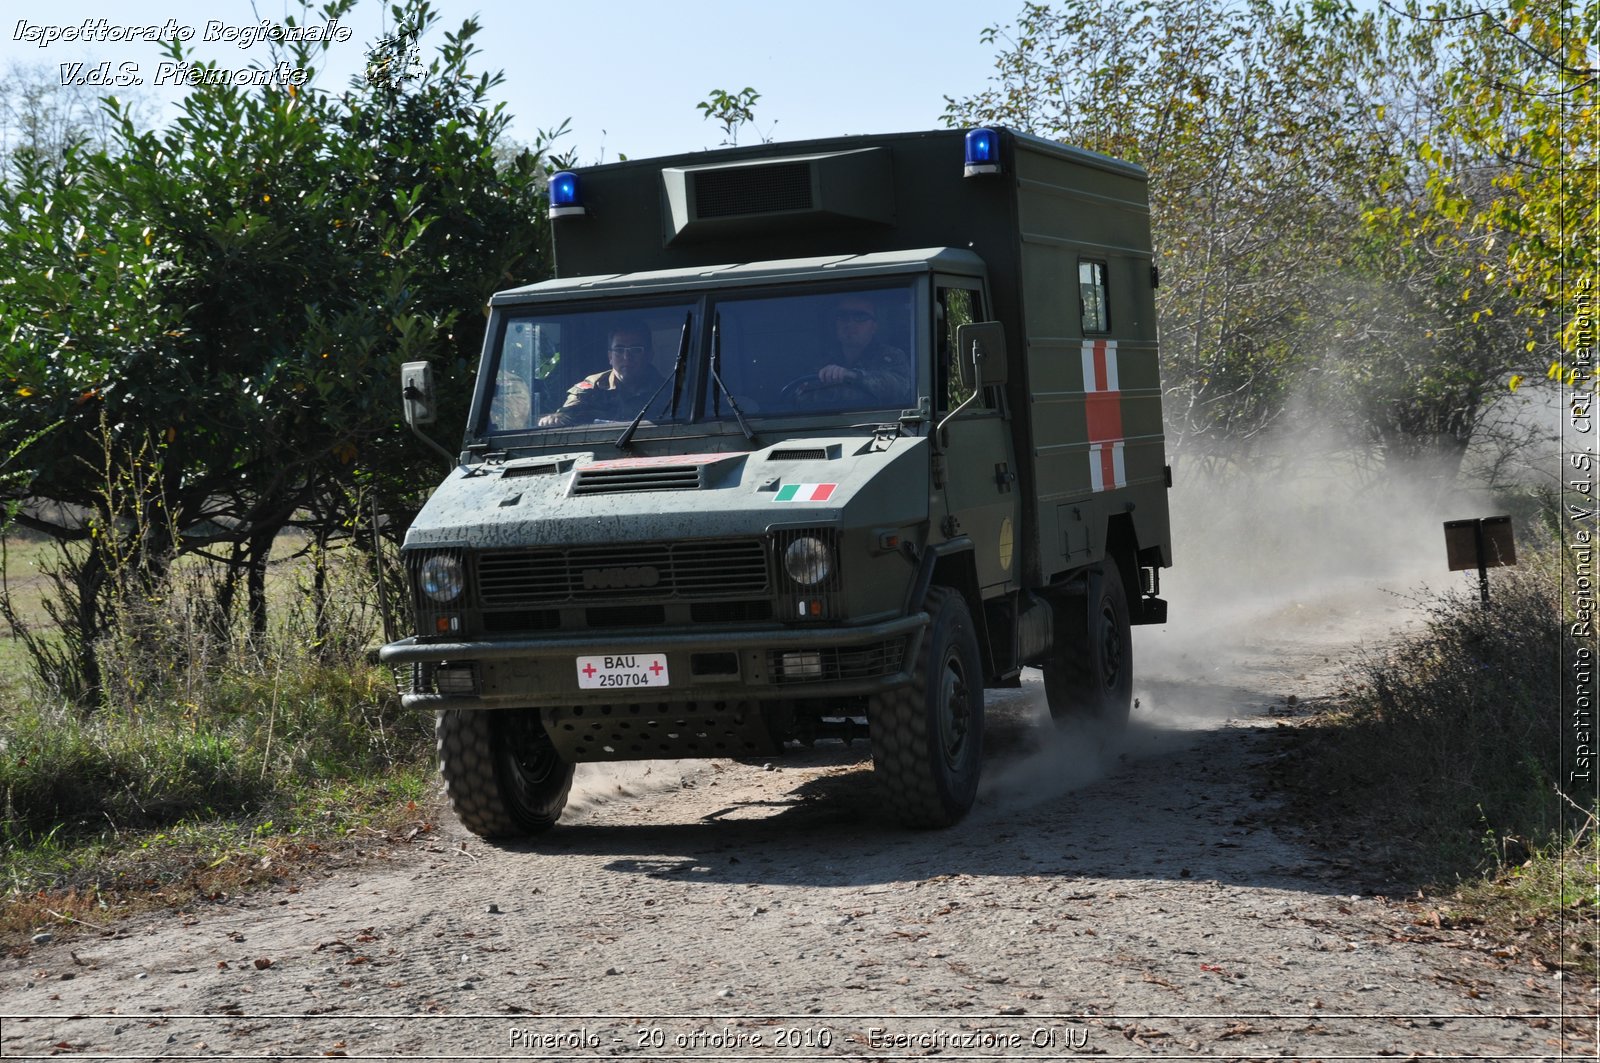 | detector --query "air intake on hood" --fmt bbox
[570,463,703,495]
